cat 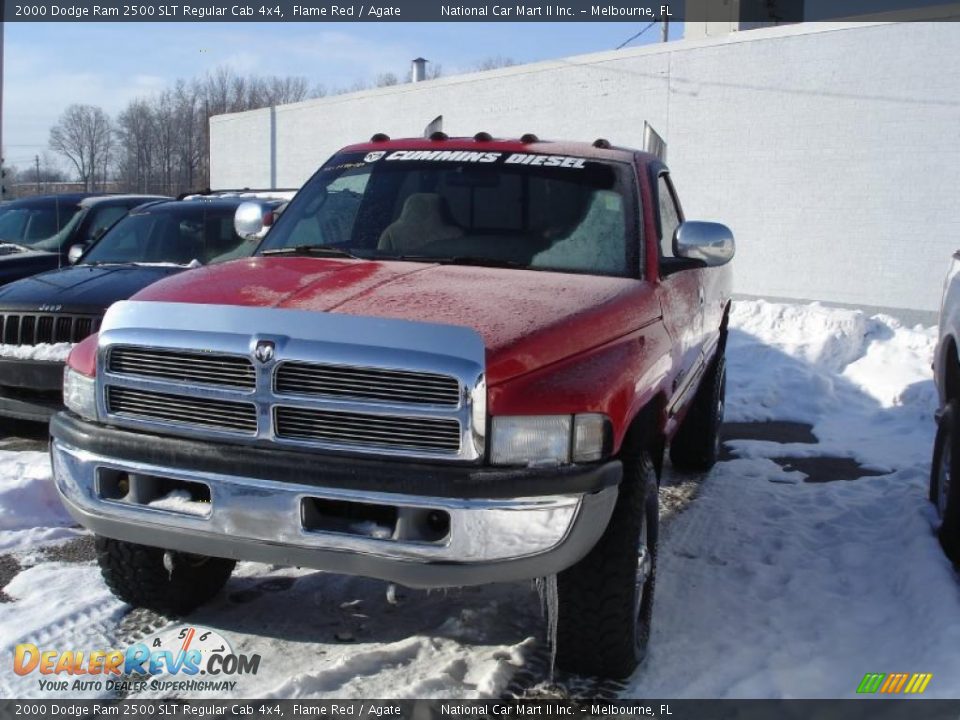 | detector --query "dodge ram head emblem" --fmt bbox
[253,340,275,363]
